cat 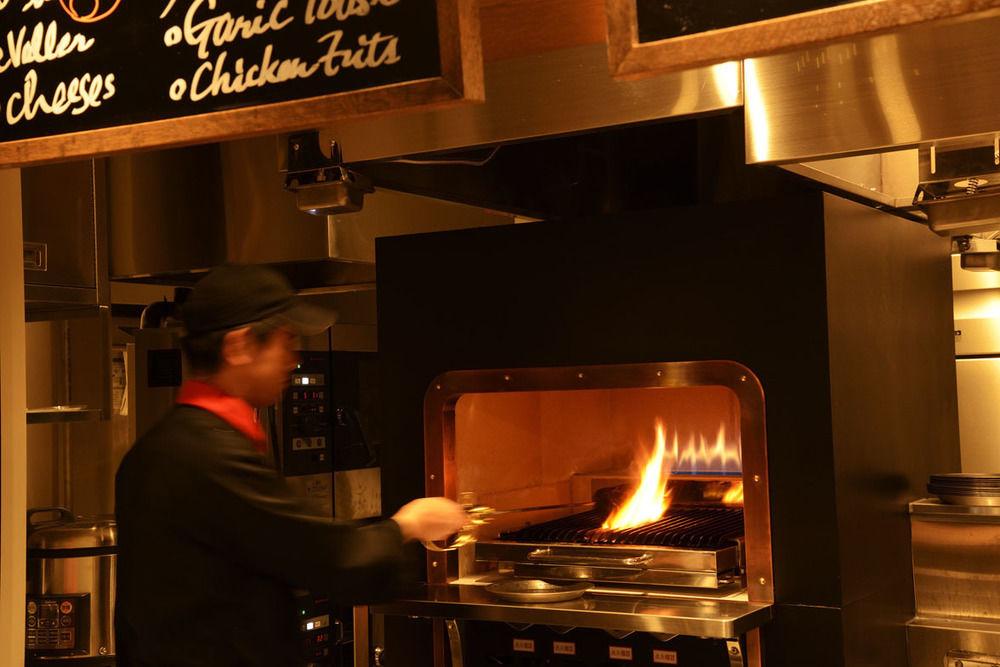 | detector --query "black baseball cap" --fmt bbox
[181,264,337,336]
